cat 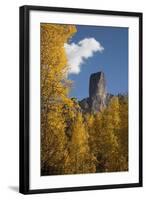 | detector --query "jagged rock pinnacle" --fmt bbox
[89,71,107,113]
[79,71,107,113]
